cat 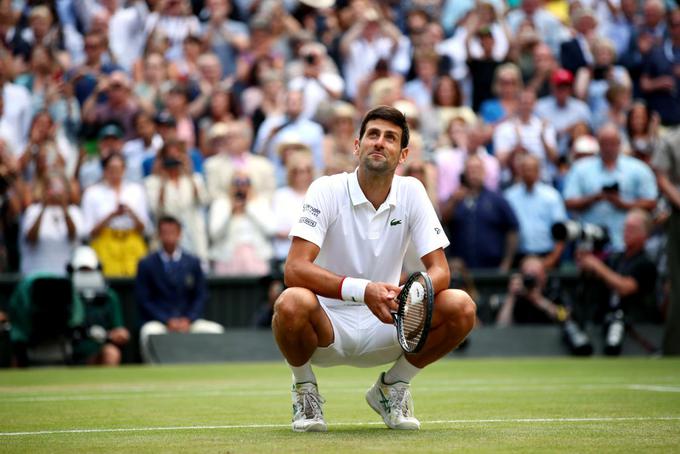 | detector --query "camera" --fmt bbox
[601,182,619,193]
[304,54,316,65]
[522,274,537,291]
[162,157,182,169]
[551,221,609,251]
[459,173,469,188]
[234,190,247,201]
